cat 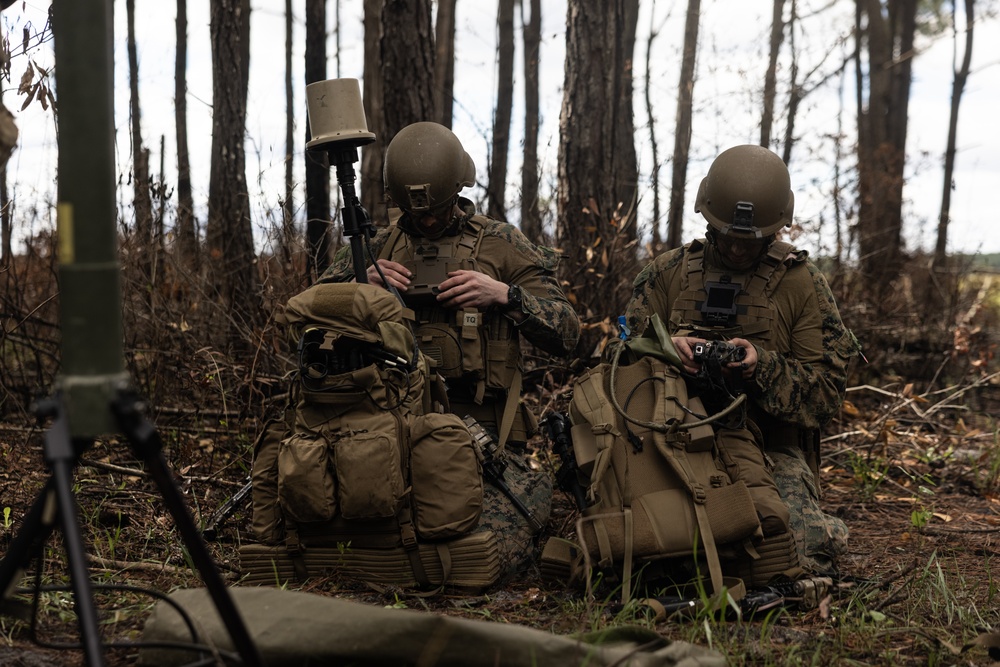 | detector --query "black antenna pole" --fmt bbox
[328,146,373,284]
[304,78,376,285]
